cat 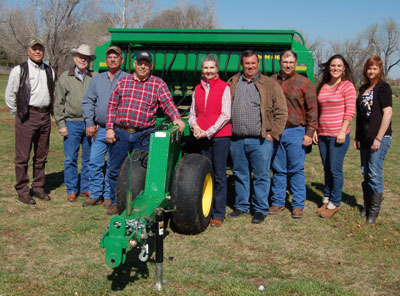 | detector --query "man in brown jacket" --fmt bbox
[228,50,288,224]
